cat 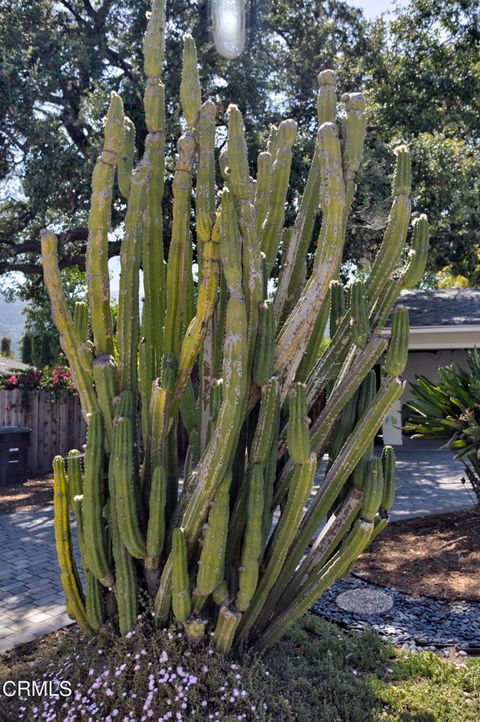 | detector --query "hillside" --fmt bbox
[0,296,25,358]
